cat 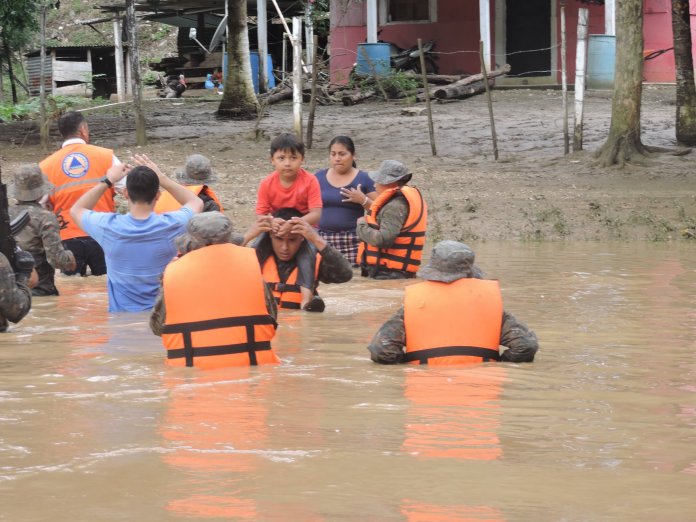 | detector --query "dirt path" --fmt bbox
[2,85,695,242]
